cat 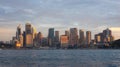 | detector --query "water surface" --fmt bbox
[0,50,120,67]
